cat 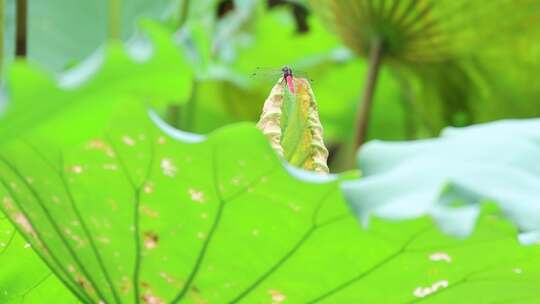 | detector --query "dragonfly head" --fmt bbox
[281,66,293,78]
